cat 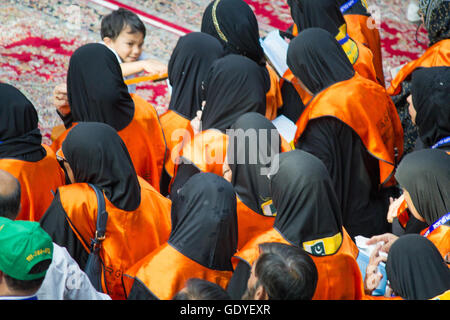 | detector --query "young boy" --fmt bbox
[53,8,167,116]
[100,7,167,93]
